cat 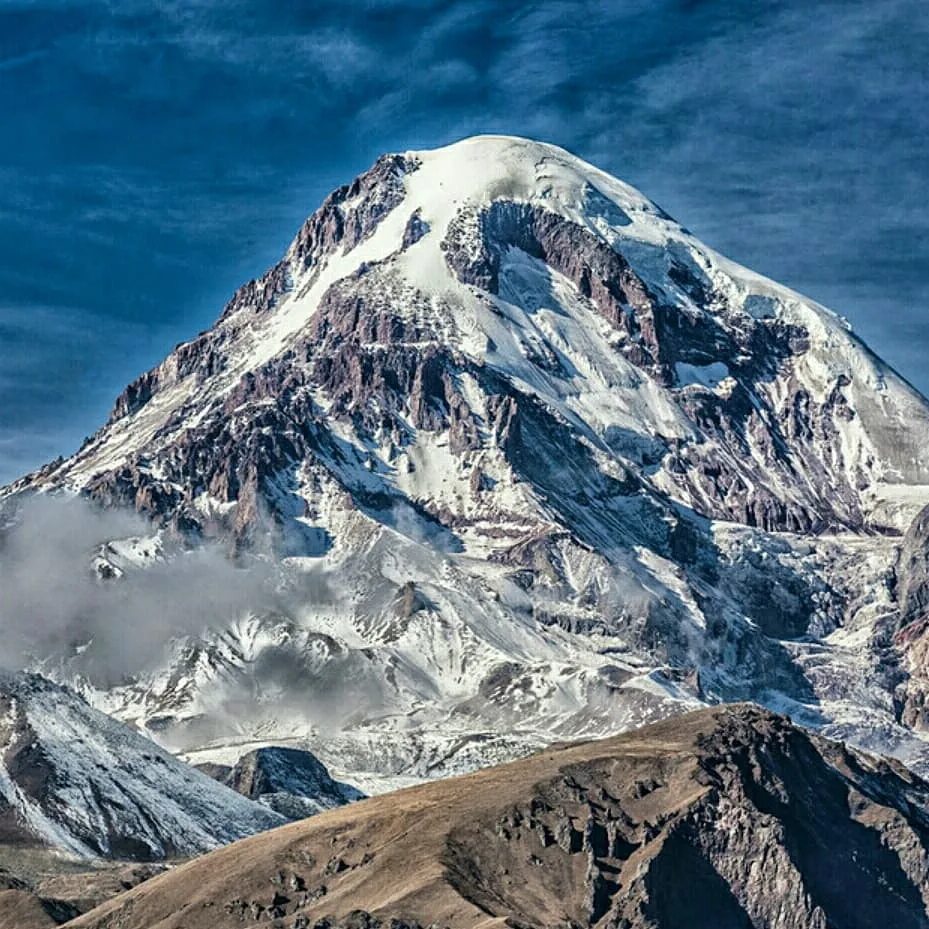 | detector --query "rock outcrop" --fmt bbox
[894,504,929,730]
[199,747,364,820]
